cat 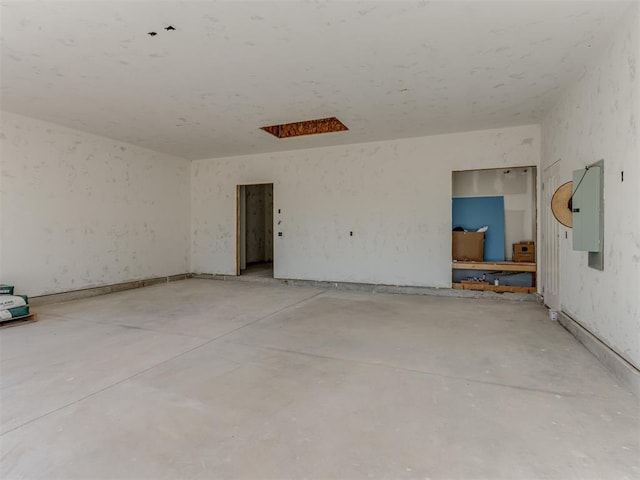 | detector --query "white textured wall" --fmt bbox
[541,4,640,369]
[0,112,191,296]
[192,125,539,288]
